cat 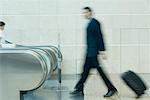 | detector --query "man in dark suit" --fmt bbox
[70,7,118,97]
